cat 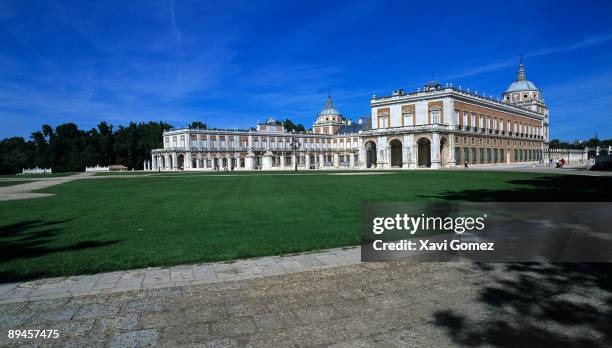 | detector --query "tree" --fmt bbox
[189,121,207,129]
[282,118,306,133]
